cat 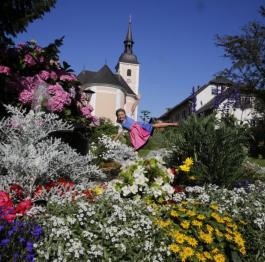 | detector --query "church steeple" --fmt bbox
[118,18,139,65]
